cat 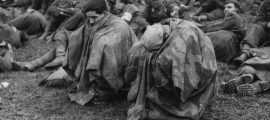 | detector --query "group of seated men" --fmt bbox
[0,0,270,119]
